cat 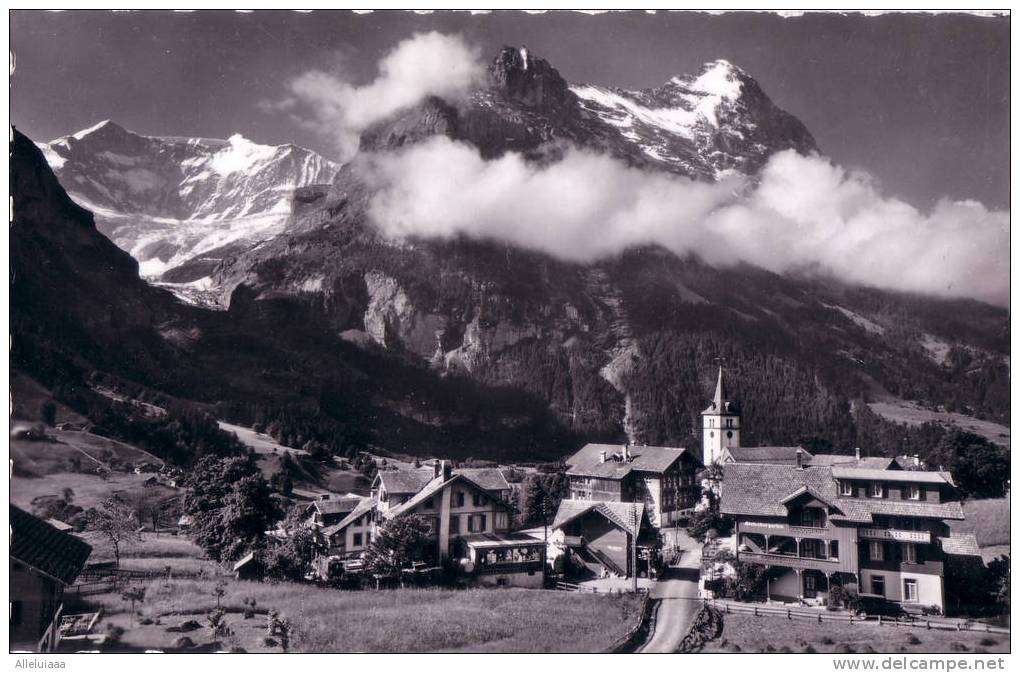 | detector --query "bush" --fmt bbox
[979,637,999,647]
[949,642,969,652]
[172,636,195,649]
[820,636,835,645]
[921,604,942,616]
[905,633,921,645]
